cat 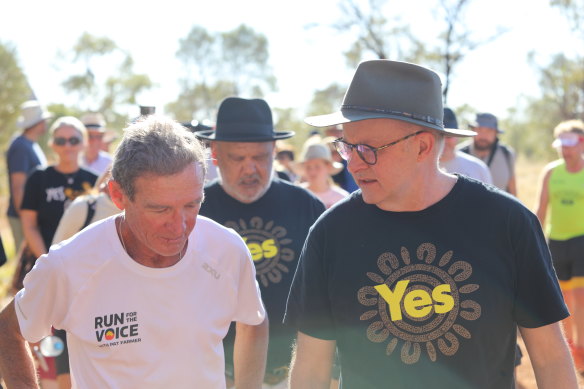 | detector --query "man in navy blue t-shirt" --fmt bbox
[196,97,325,388]
[284,60,577,389]
[6,101,51,251]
